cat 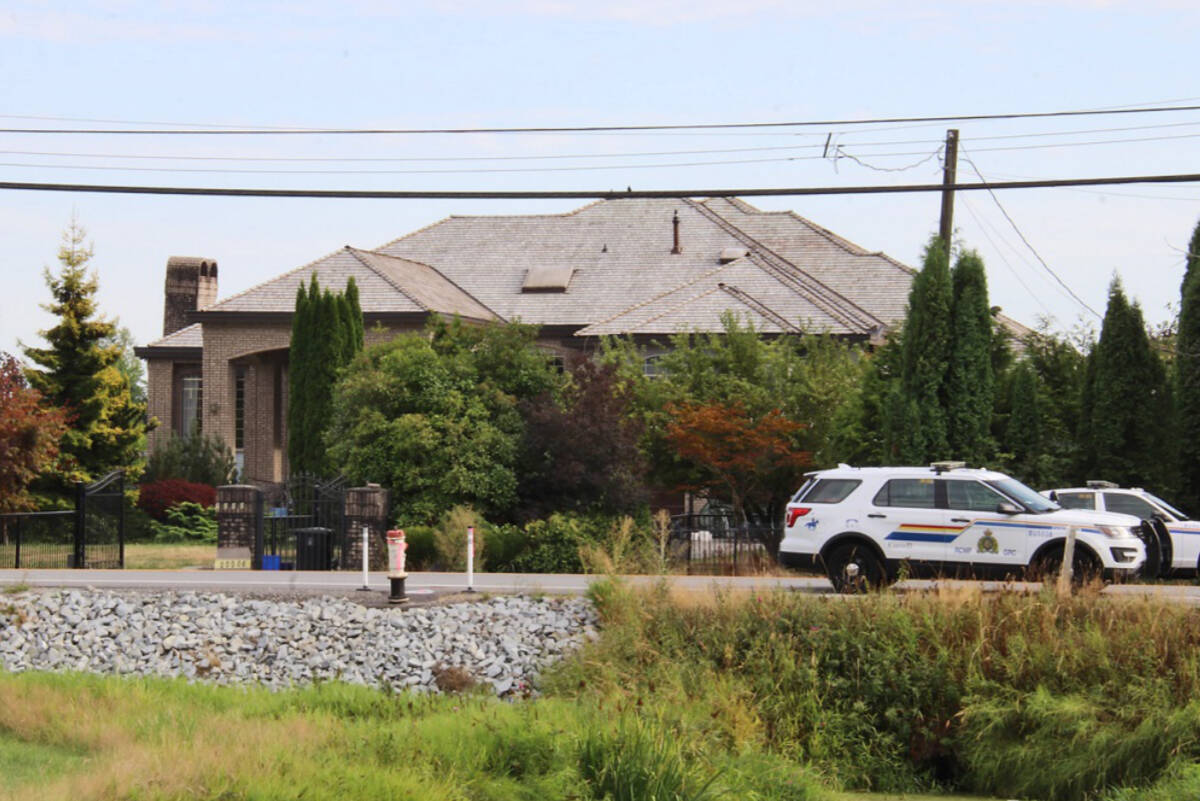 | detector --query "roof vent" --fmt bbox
[718,247,749,264]
[522,265,574,292]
